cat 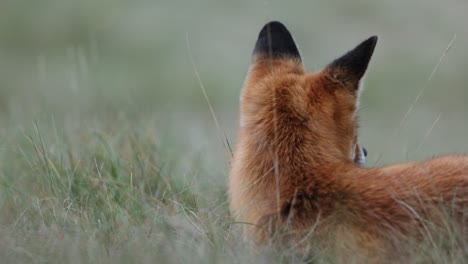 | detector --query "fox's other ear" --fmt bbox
[253,21,301,61]
[326,36,378,86]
